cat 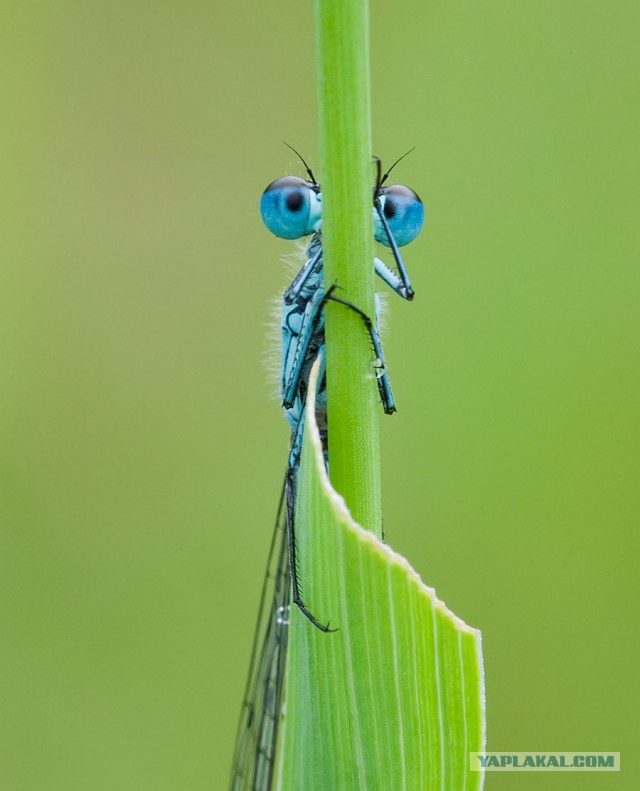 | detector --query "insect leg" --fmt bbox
[281,284,327,410]
[374,202,414,300]
[375,256,412,300]
[327,293,397,414]
[283,245,323,304]
[286,384,335,634]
